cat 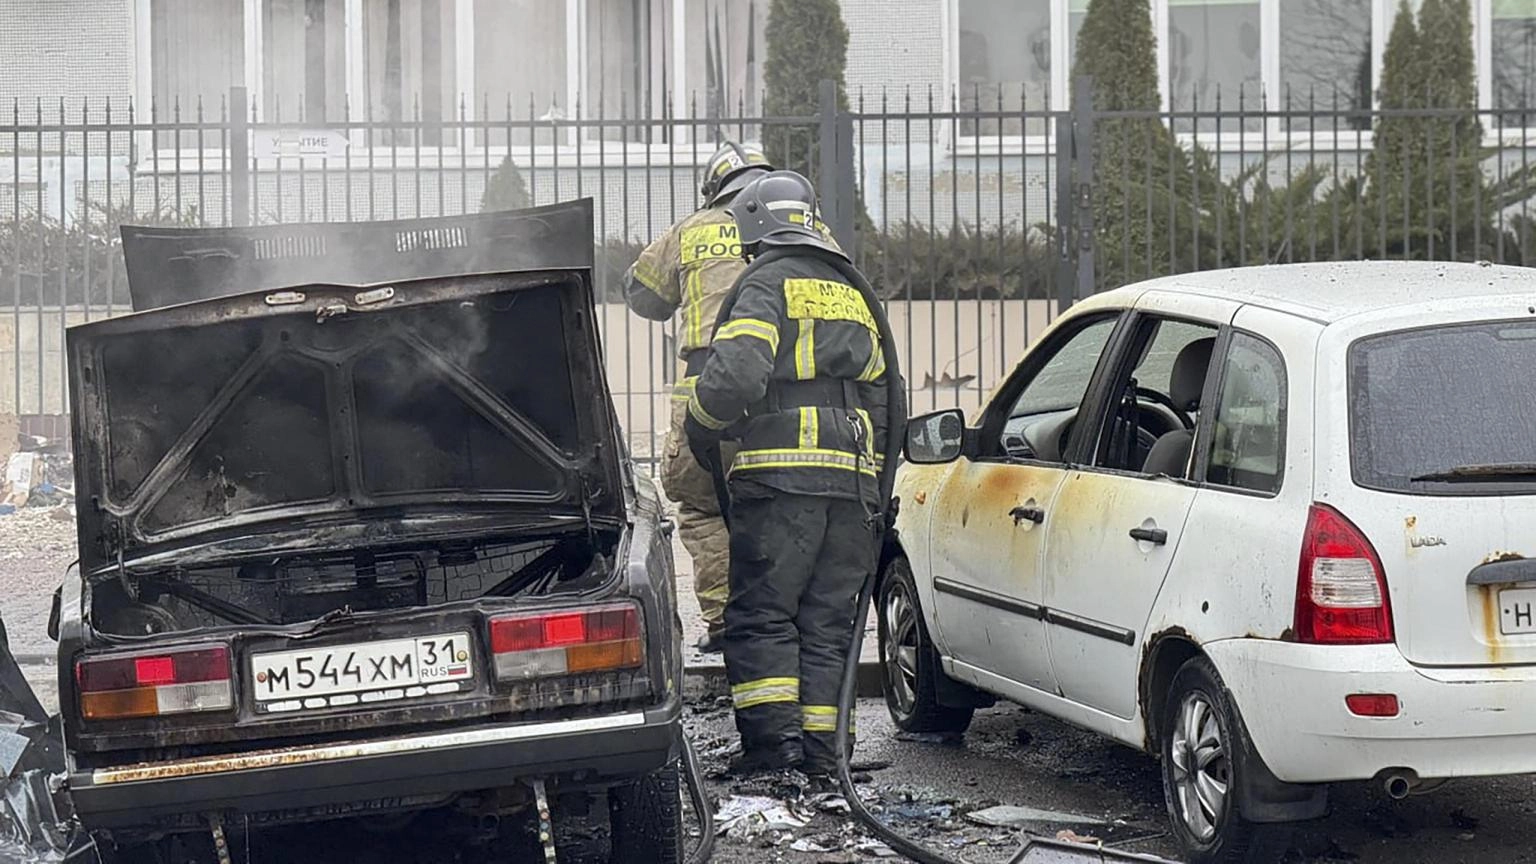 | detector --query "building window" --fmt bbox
[1493,0,1536,124]
[1069,0,1089,71]
[957,0,1052,136]
[684,0,768,127]
[474,0,567,141]
[263,0,346,121]
[1168,0,1263,131]
[362,0,458,143]
[1279,0,1371,129]
[586,0,672,141]
[150,0,245,117]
